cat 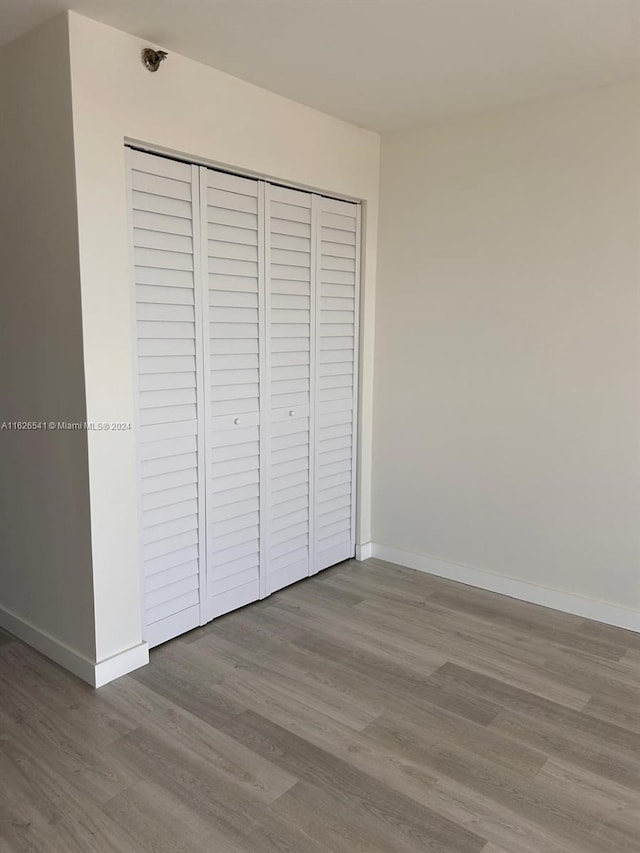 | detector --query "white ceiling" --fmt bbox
[2,0,640,131]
